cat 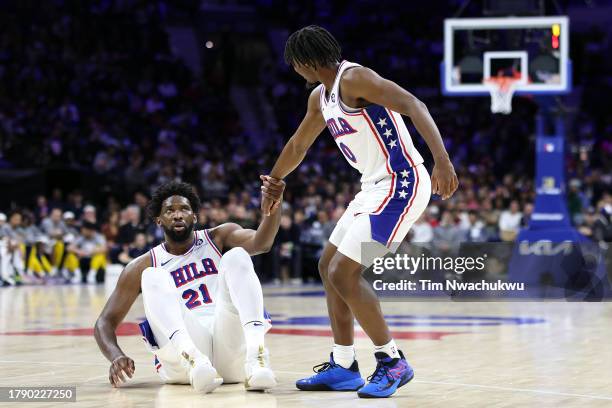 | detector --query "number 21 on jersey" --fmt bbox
[183,283,212,309]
